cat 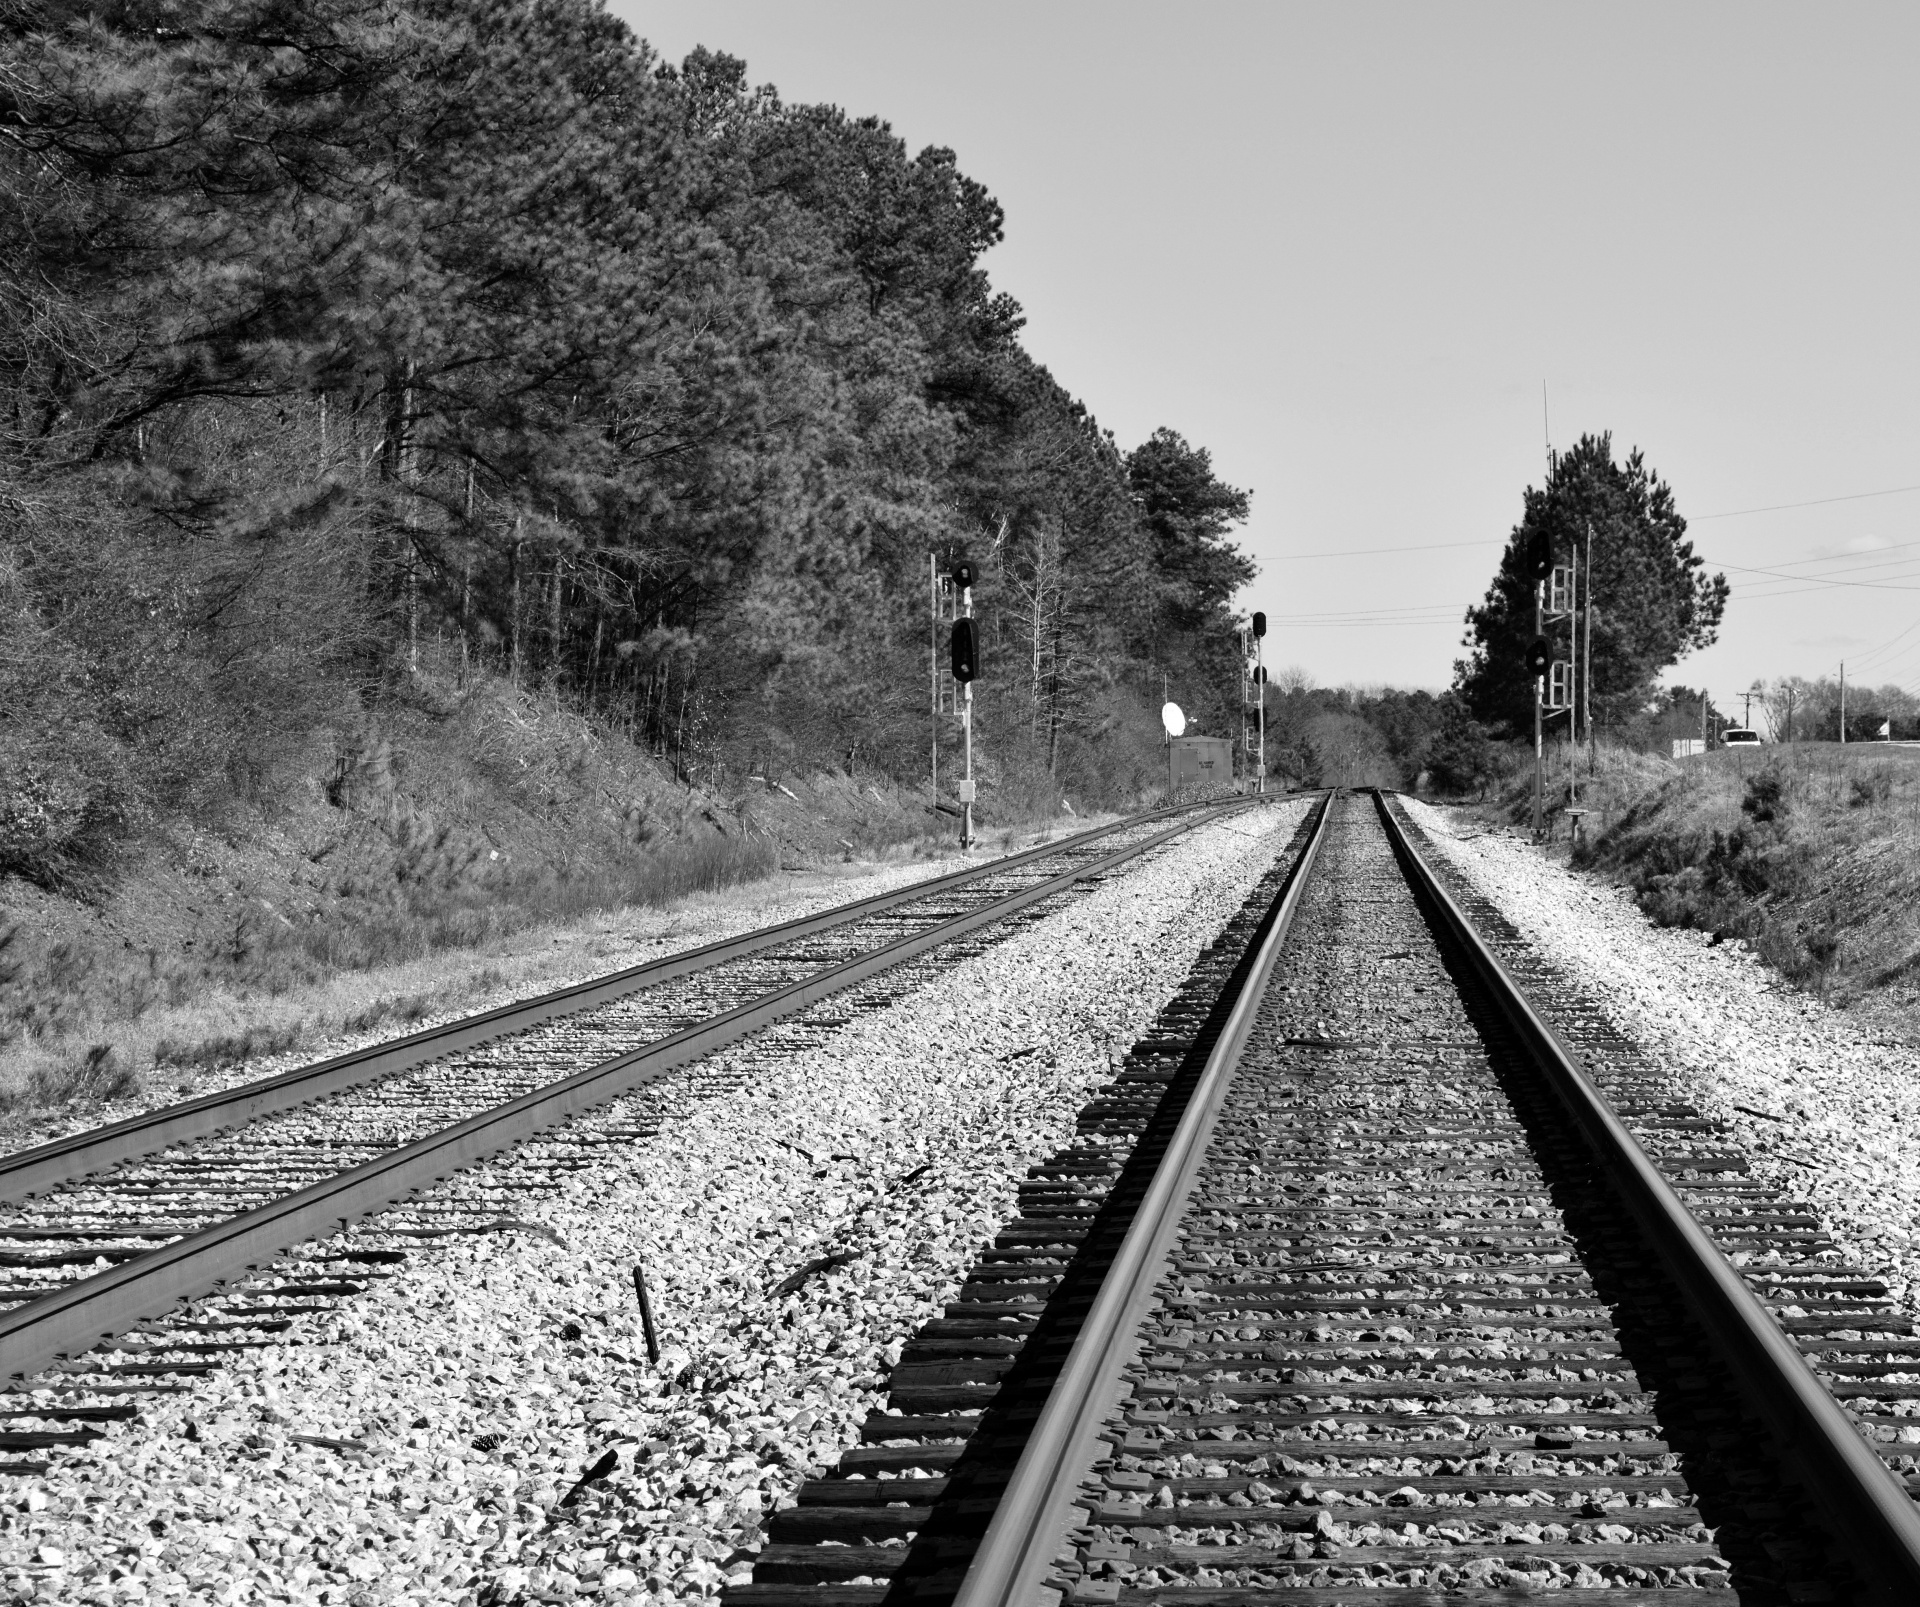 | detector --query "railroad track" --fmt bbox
[736,791,1920,1606]
[0,796,1262,1394]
